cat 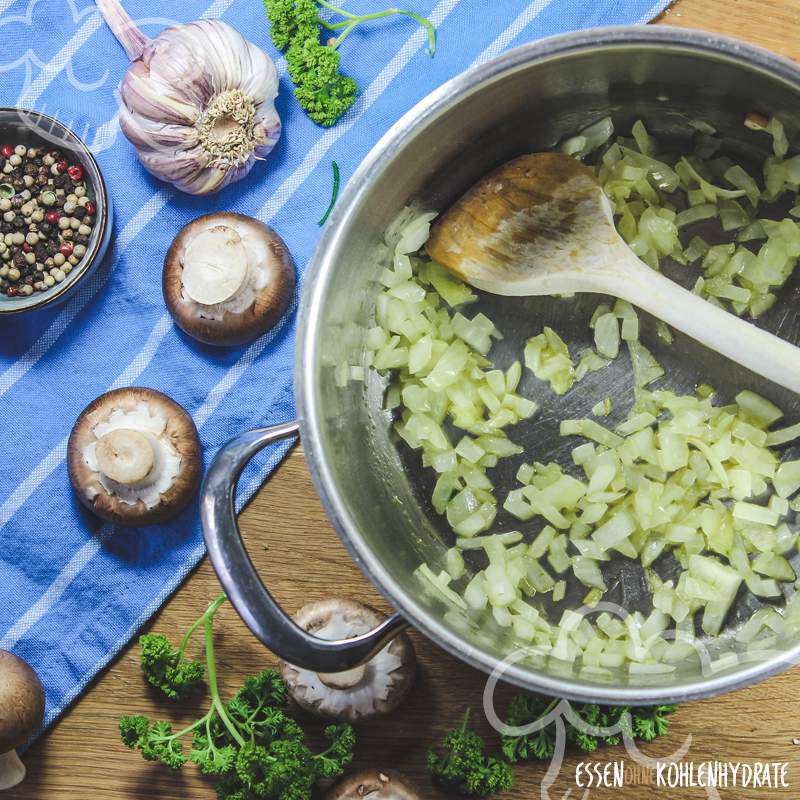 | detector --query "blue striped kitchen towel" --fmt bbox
[0,0,671,735]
